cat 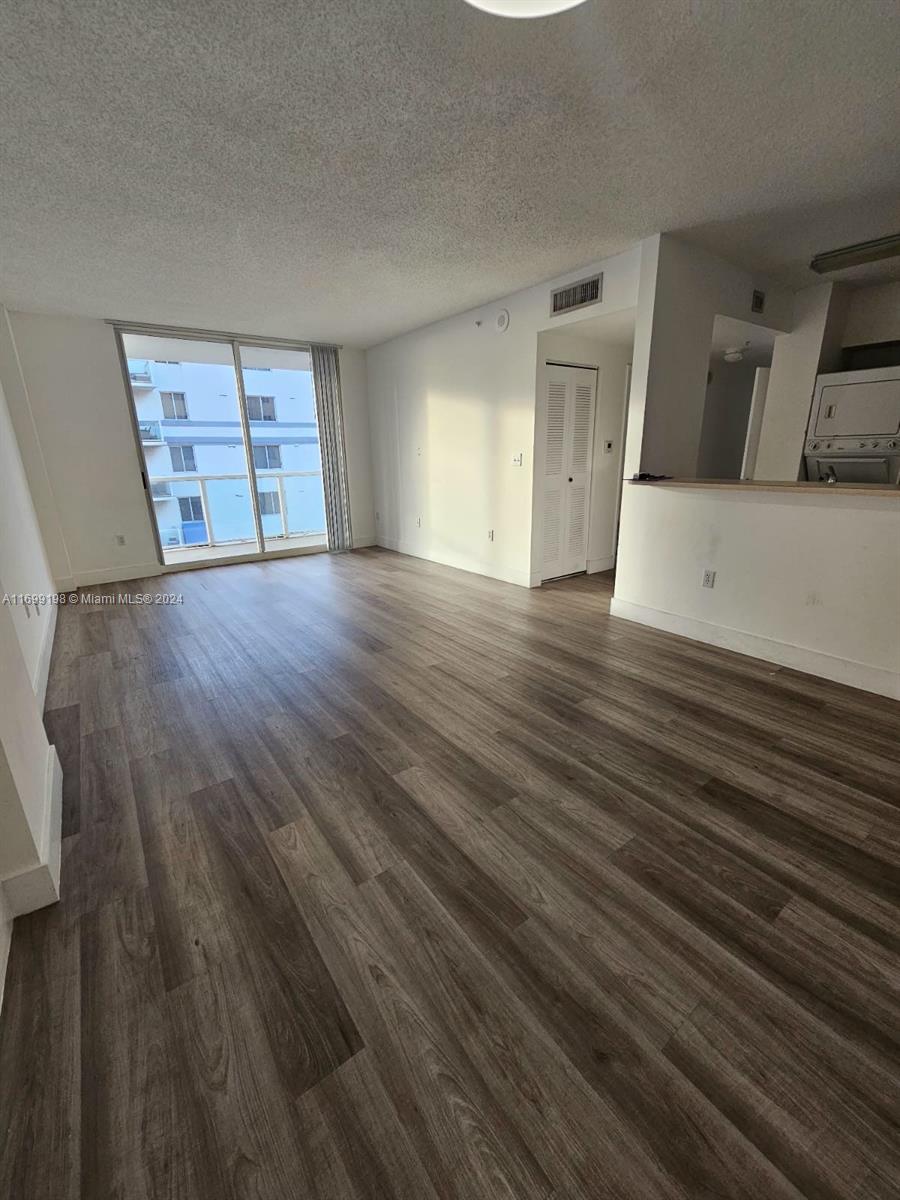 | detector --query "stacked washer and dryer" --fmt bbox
[804,366,900,485]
